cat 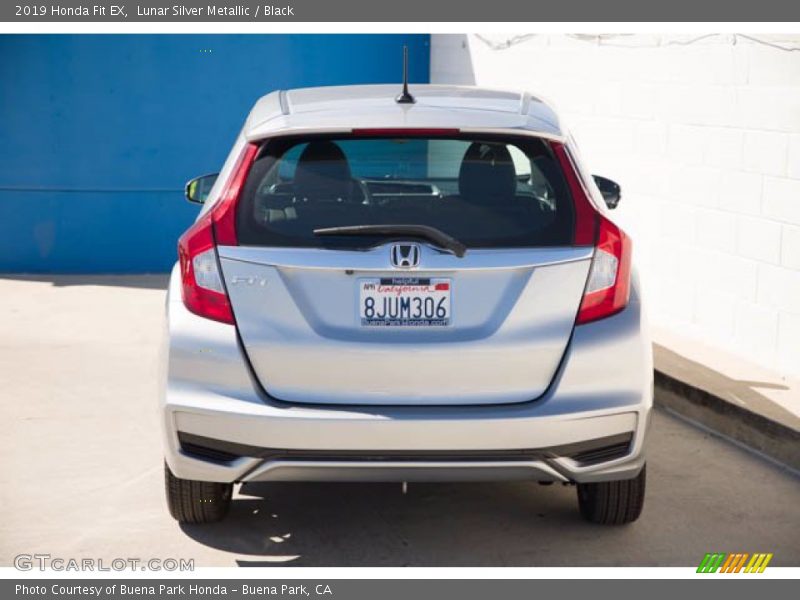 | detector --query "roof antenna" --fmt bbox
[395,45,416,104]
